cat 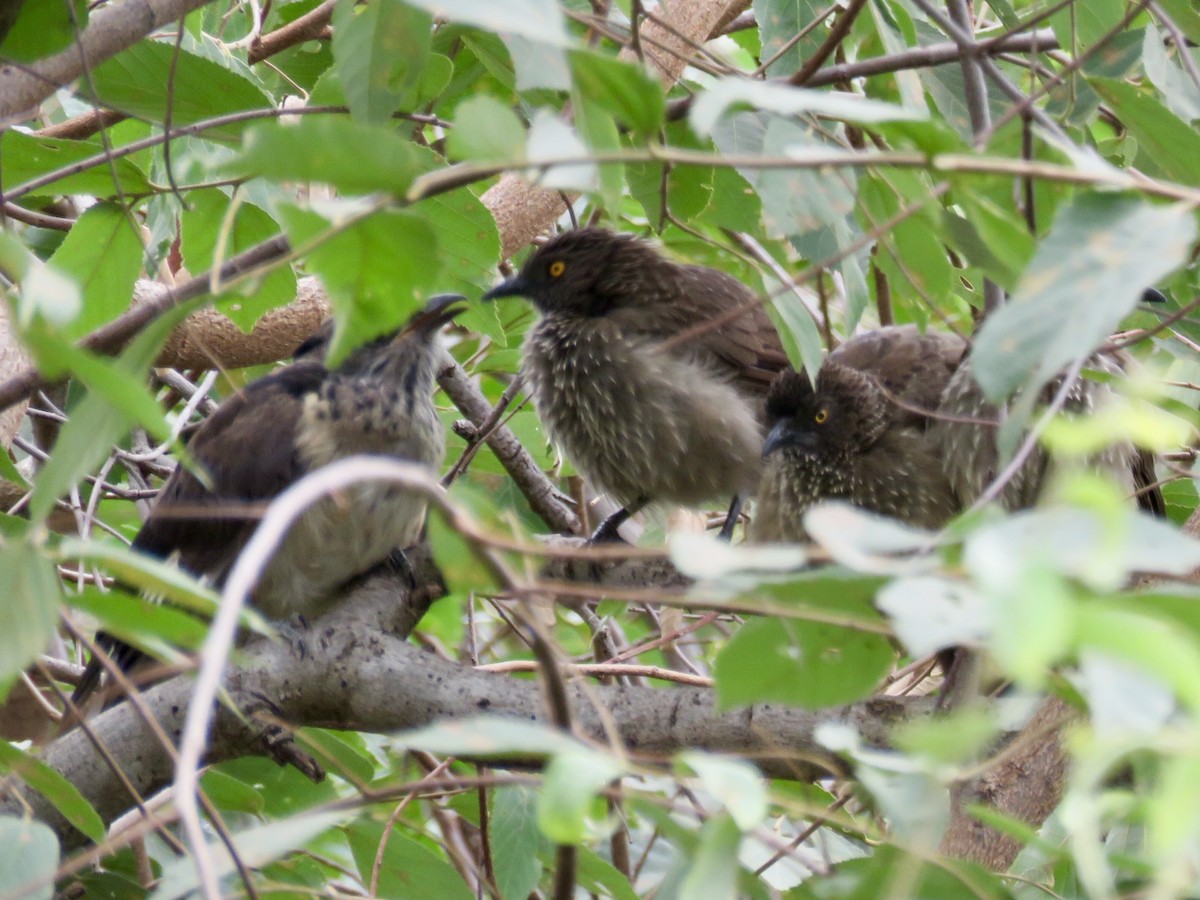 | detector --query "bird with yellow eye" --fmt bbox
[751,325,965,543]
